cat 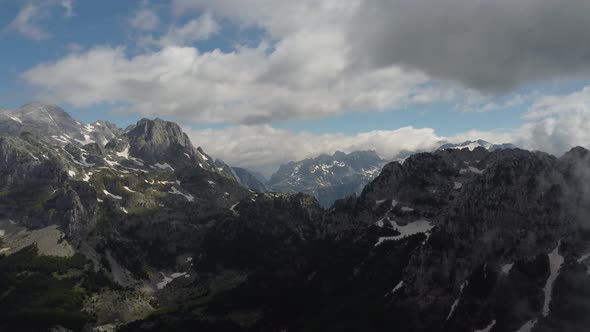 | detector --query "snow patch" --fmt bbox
[474,320,496,332]
[454,182,463,189]
[501,263,514,275]
[446,281,468,321]
[542,241,563,317]
[387,280,404,296]
[207,180,215,185]
[196,150,209,161]
[120,207,128,214]
[375,219,434,246]
[116,147,130,158]
[7,115,22,124]
[577,252,590,263]
[168,187,195,202]
[155,162,175,171]
[74,134,95,145]
[401,206,414,212]
[515,319,537,332]
[123,186,136,193]
[103,190,122,200]
[156,272,187,289]
[577,253,590,274]
[230,202,240,216]
[52,135,70,144]
[67,170,76,177]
